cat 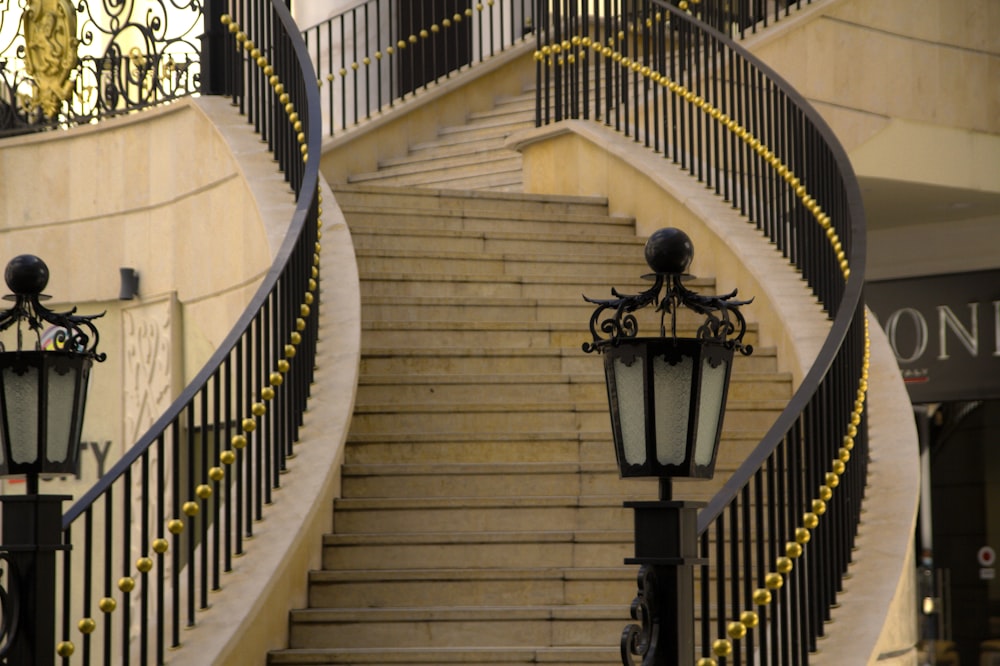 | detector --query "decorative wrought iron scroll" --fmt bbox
[582,271,754,355]
[0,255,105,360]
[1,0,202,136]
